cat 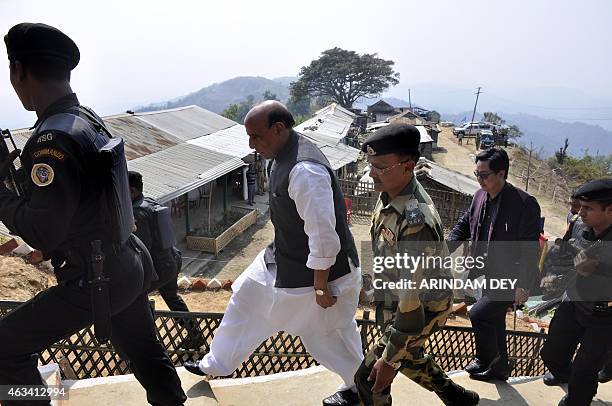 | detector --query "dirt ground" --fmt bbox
[433,128,567,238]
[0,255,55,301]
